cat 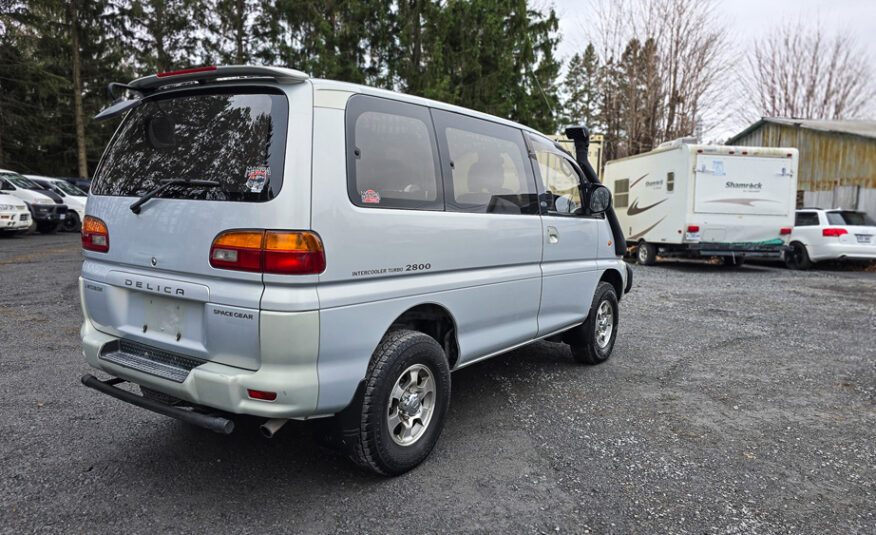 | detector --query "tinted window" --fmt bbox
[92,88,288,202]
[794,212,820,226]
[433,110,538,215]
[346,95,443,210]
[667,172,675,192]
[826,211,875,226]
[1,172,40,189]
[614,179,629,208]
[529,136,582,215]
